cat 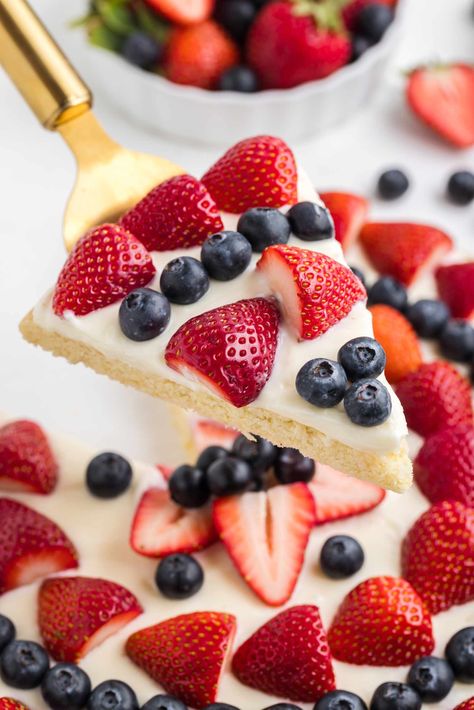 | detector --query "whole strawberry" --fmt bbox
[328,576,434,665]
[232,605,336,702]
[53,223,156,316]
[120,175,224,252]
[247,0,351,89]
[415,425,474,507]
[0,420,58,494]
[402,500,474,614]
